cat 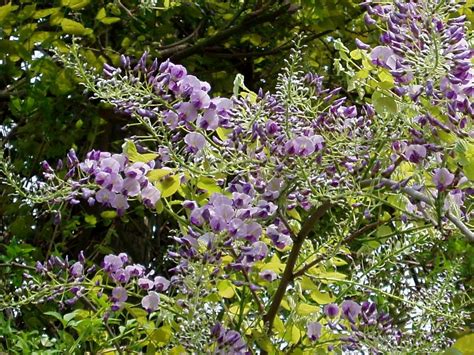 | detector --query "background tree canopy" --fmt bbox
[0,0,473,353]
